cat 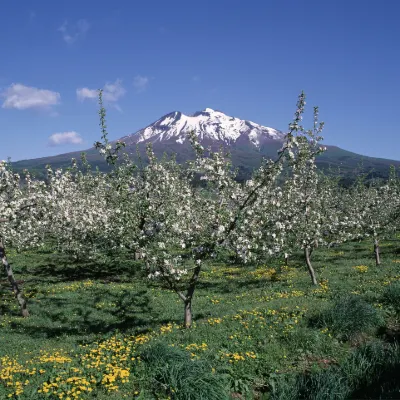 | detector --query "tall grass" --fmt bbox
[382,282,400,312]
[270,341,400,400]
[139,342,229,399]
[312,294,384,341]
